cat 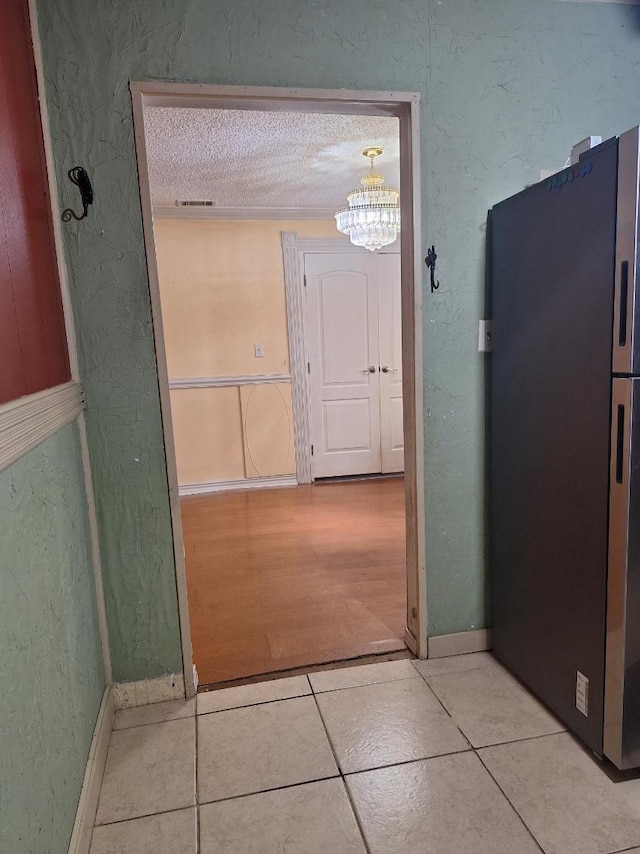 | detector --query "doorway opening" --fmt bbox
[131,84,426,692]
